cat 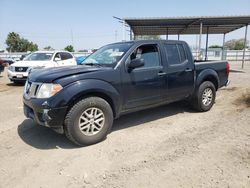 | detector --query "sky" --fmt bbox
[0,0,250,51]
